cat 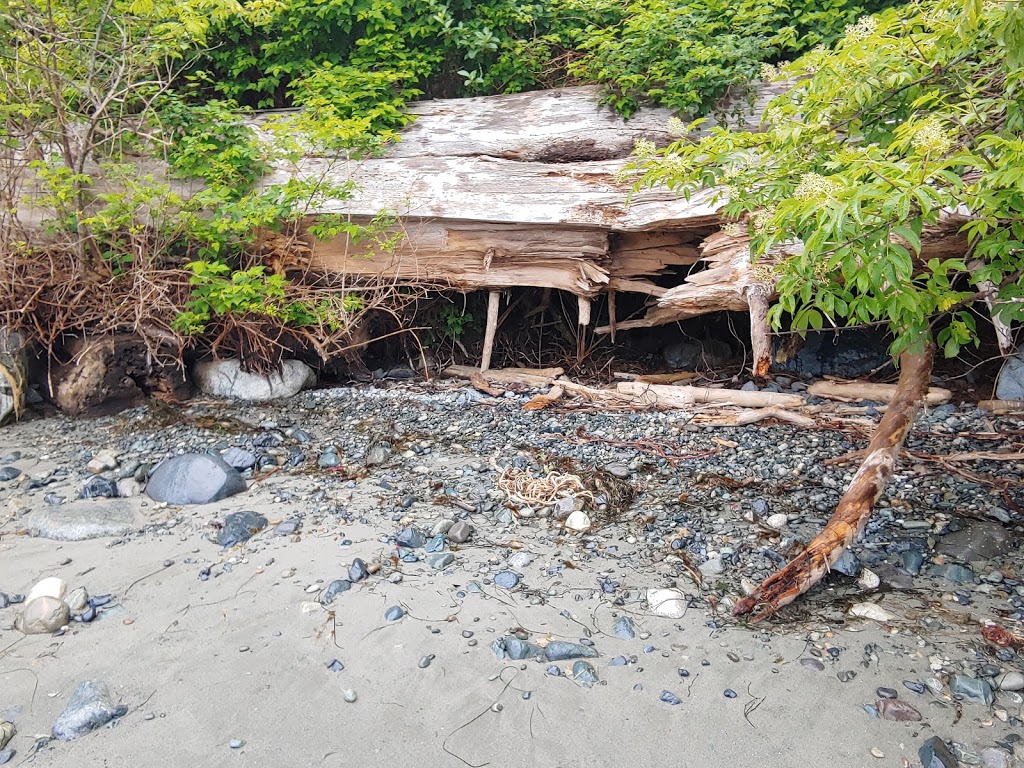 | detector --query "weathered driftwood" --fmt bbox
[615,381,805,408]
[734,343,934,622]
[979,399,1024,414]
[807,380,952,405]
[441,365,561,387]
